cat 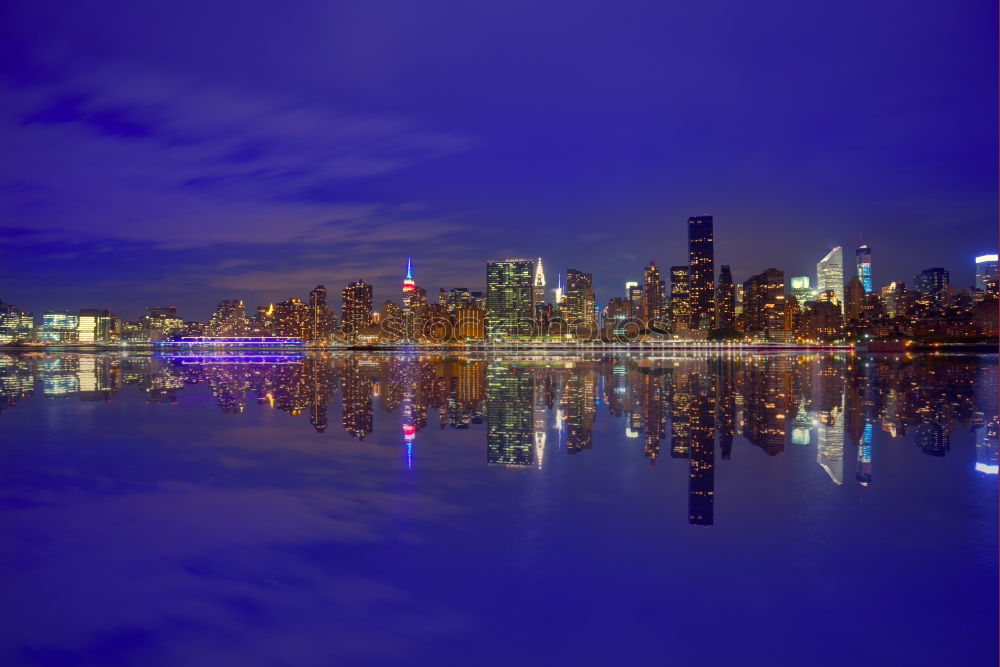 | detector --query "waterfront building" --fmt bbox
[486,258,534,340]
[715,265,735,330]
[642,261,665,329]
[342,280,374,333]
[741,268,785,340]
[688,215,715,329]
[669,265,690,331]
